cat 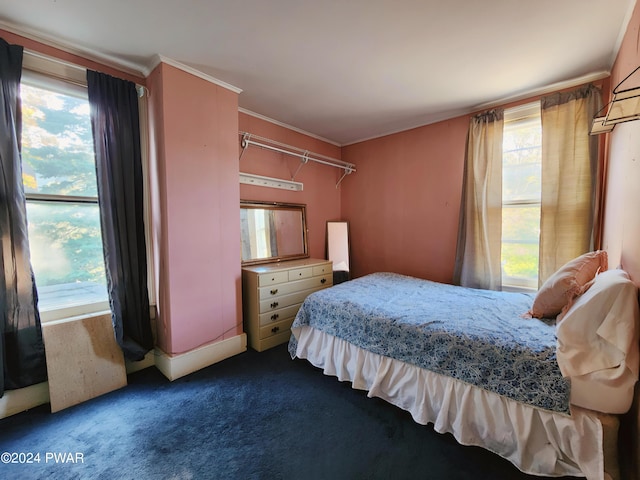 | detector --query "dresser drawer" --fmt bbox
[257,271,289,287]
[259,288,314,313]
[259,317,295,339]
[288,266,313,281]
[259,304,302,326]
[258,274,331,301]
[313,264,332,276]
